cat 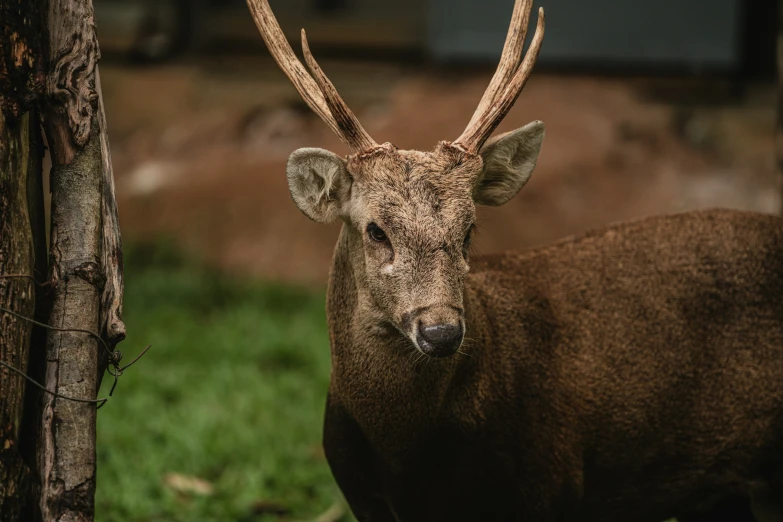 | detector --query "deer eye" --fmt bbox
[462,226,474,255]
[367,223,388,243]
[463,227,473,247]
